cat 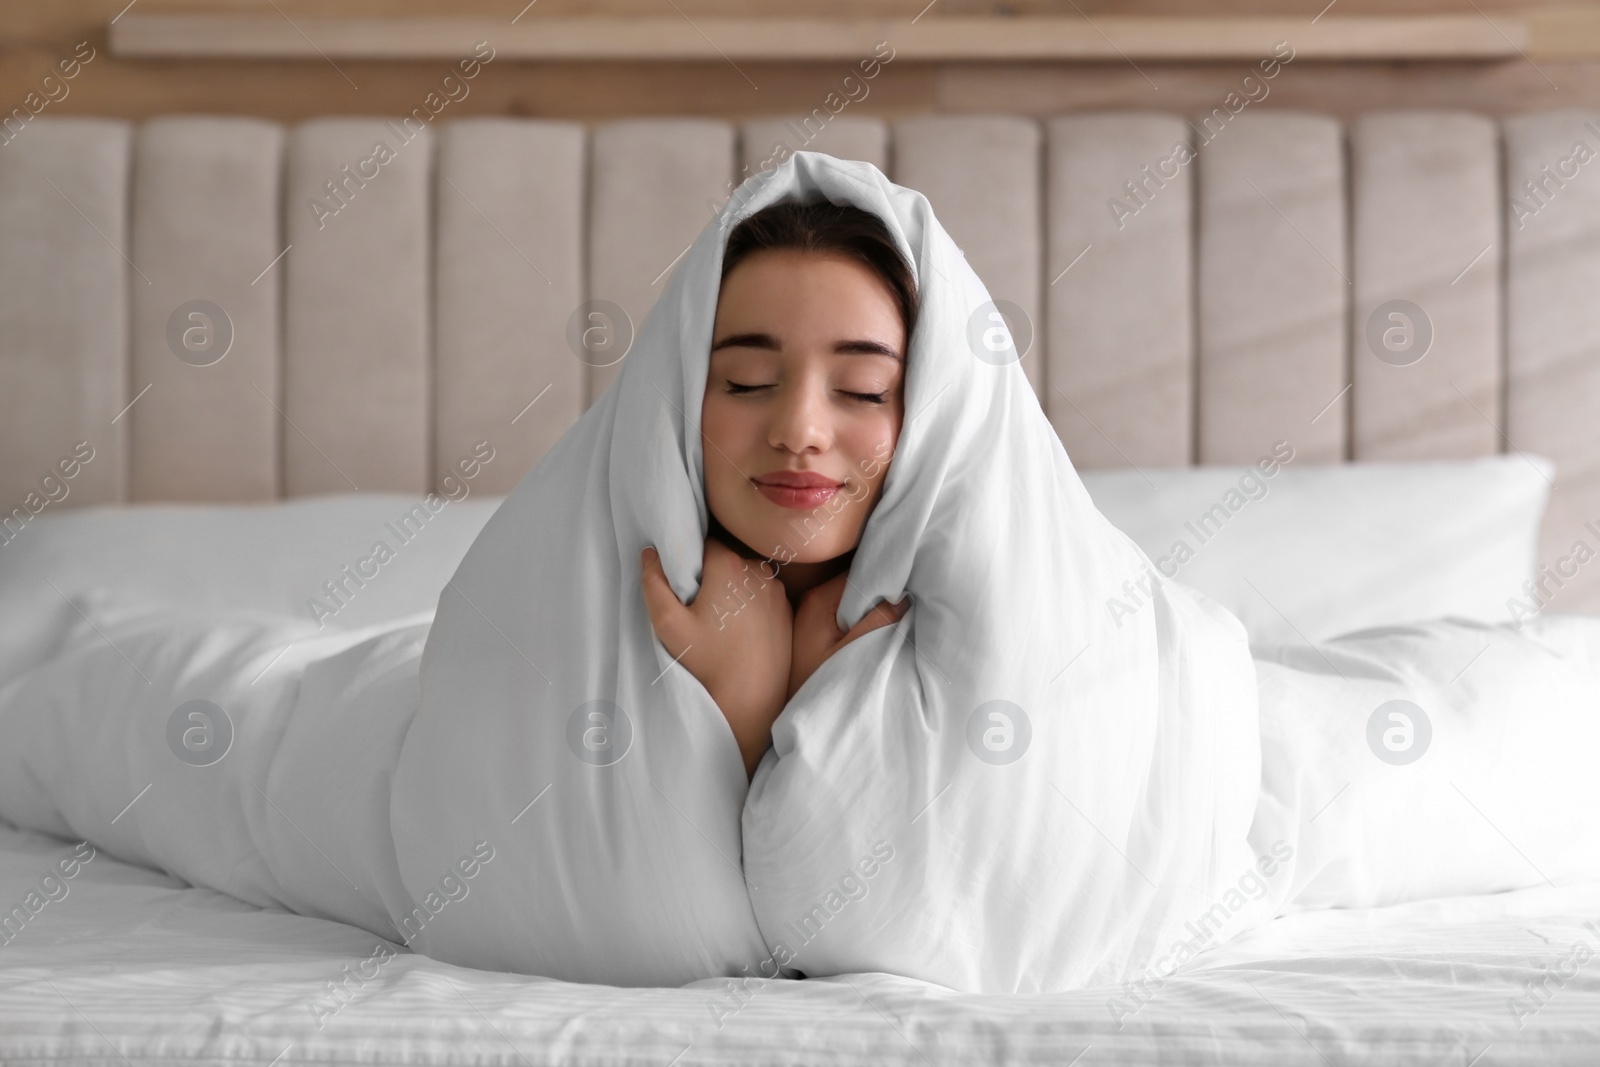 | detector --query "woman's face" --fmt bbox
[702,247,906,566]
